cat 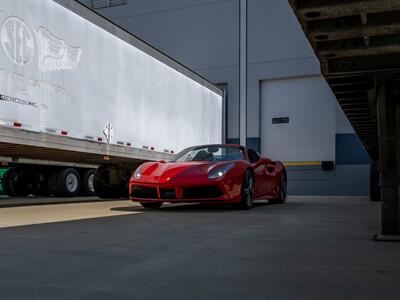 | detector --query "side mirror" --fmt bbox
[158,160,166,163]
